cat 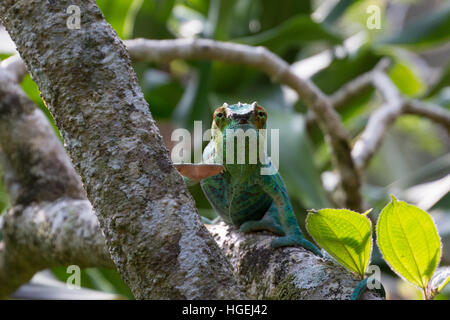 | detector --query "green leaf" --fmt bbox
[424,62,450,98]
[378,4,450,48]
[139,68,184,120]
[251,0,312,32]
[172,61,213,131]
[267,109,330,209]
[51,267,134,299]
[97,0,137,39]
[132,0,176,39]
[306,208,372,278]
[388,61,425,98]
[376,196,442,292]
[234,14,341,54]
